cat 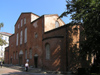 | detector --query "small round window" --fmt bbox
[55,21,60,28]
